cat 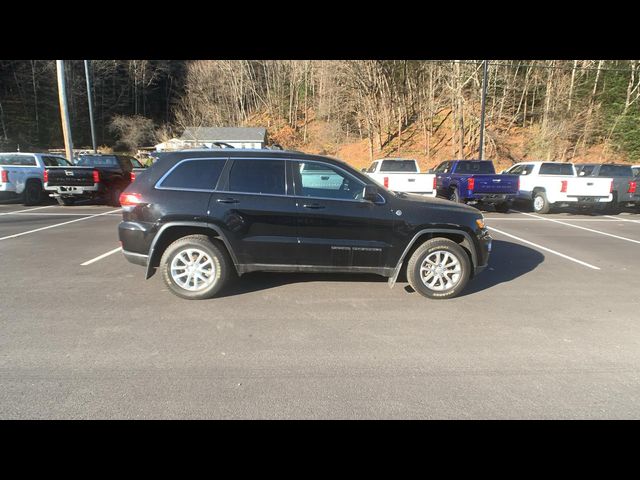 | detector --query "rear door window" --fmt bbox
[228,159,286,195]
[159,158,227,190]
